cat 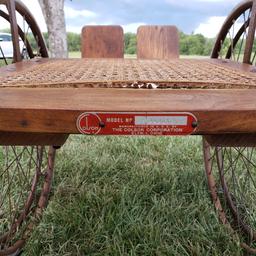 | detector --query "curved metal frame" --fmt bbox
[0,9,34,57]
[0,147,56,256]
[225,18,250,60]
[211,0,253,60]
[204,140,256,254]
[0,0,48,60]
